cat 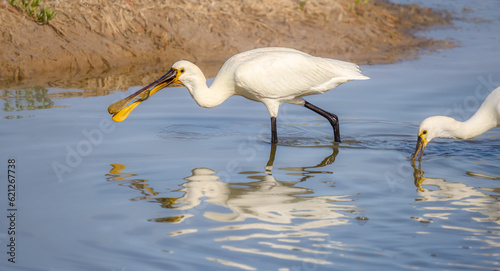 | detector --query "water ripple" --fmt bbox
[157,124,229,140]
